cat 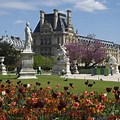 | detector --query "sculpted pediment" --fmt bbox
[41,21,53,32]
